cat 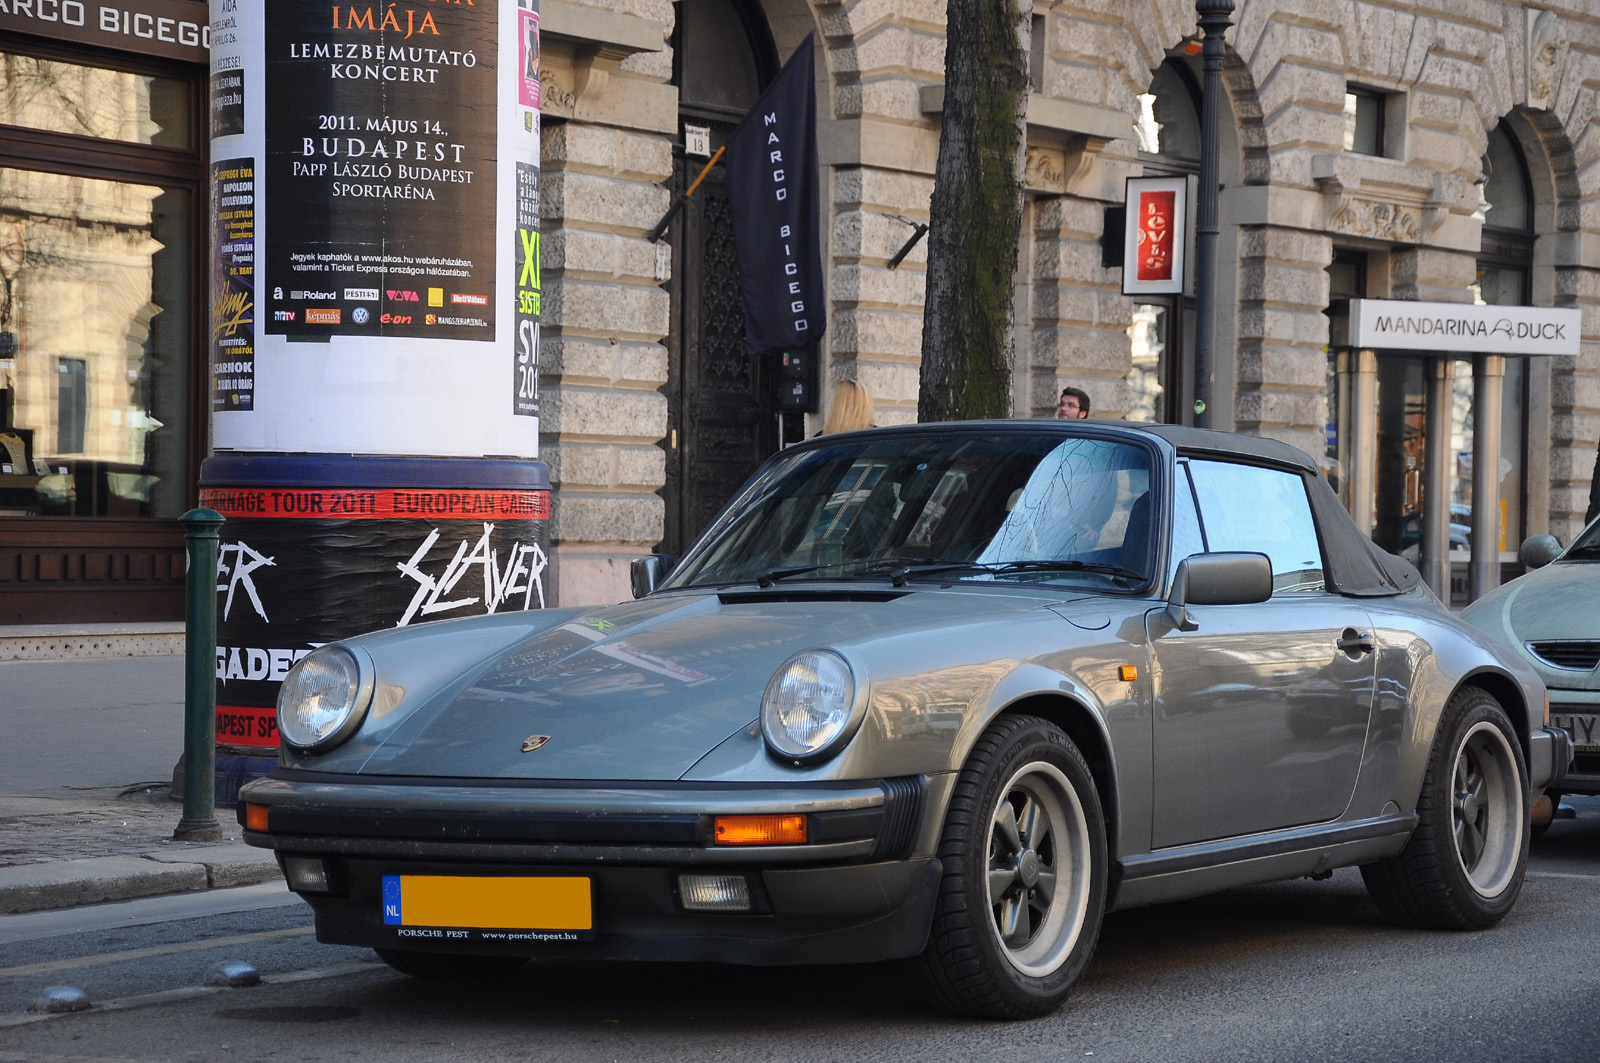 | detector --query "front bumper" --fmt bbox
[238,770,946,965]
[1528,725,1574,793]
